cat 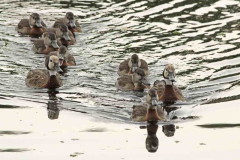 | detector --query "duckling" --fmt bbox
[48,46,76,67]
[46,24,75,46]
[116,68,150,91]
[118,54,149,76]
[32,32,61,54]
[16,13,46,37]
[25,55,63,89]
[153,64,185,105]
[53,12,81,34]
[131,88,165,122]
